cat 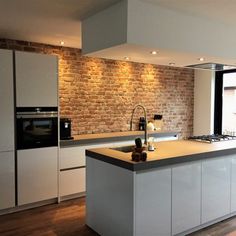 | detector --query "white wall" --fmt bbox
[194,70,215,135]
